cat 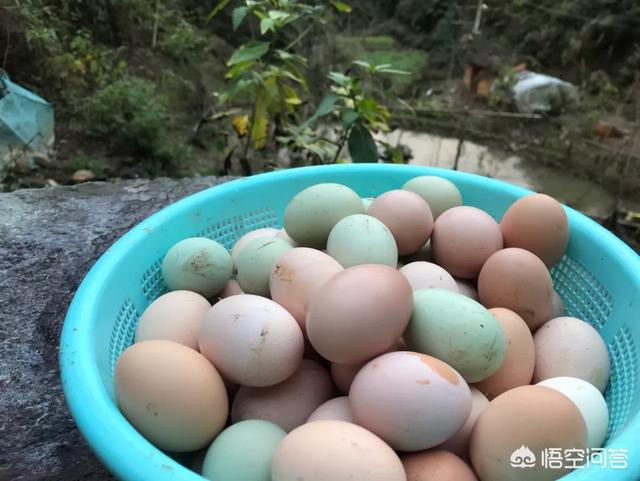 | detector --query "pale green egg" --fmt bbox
[405,288,506,383]
[402,176,462,219]
[235,237,293,296]
[327,214,398,268]
[161,237,232,298]
[284,183,365,248]
[202,420,286,481]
